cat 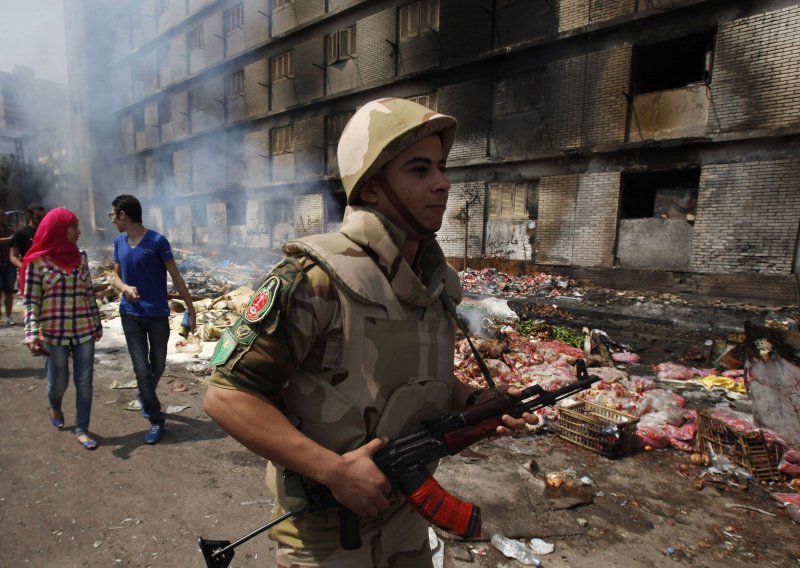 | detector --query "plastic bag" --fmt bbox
[175,334,202,354]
